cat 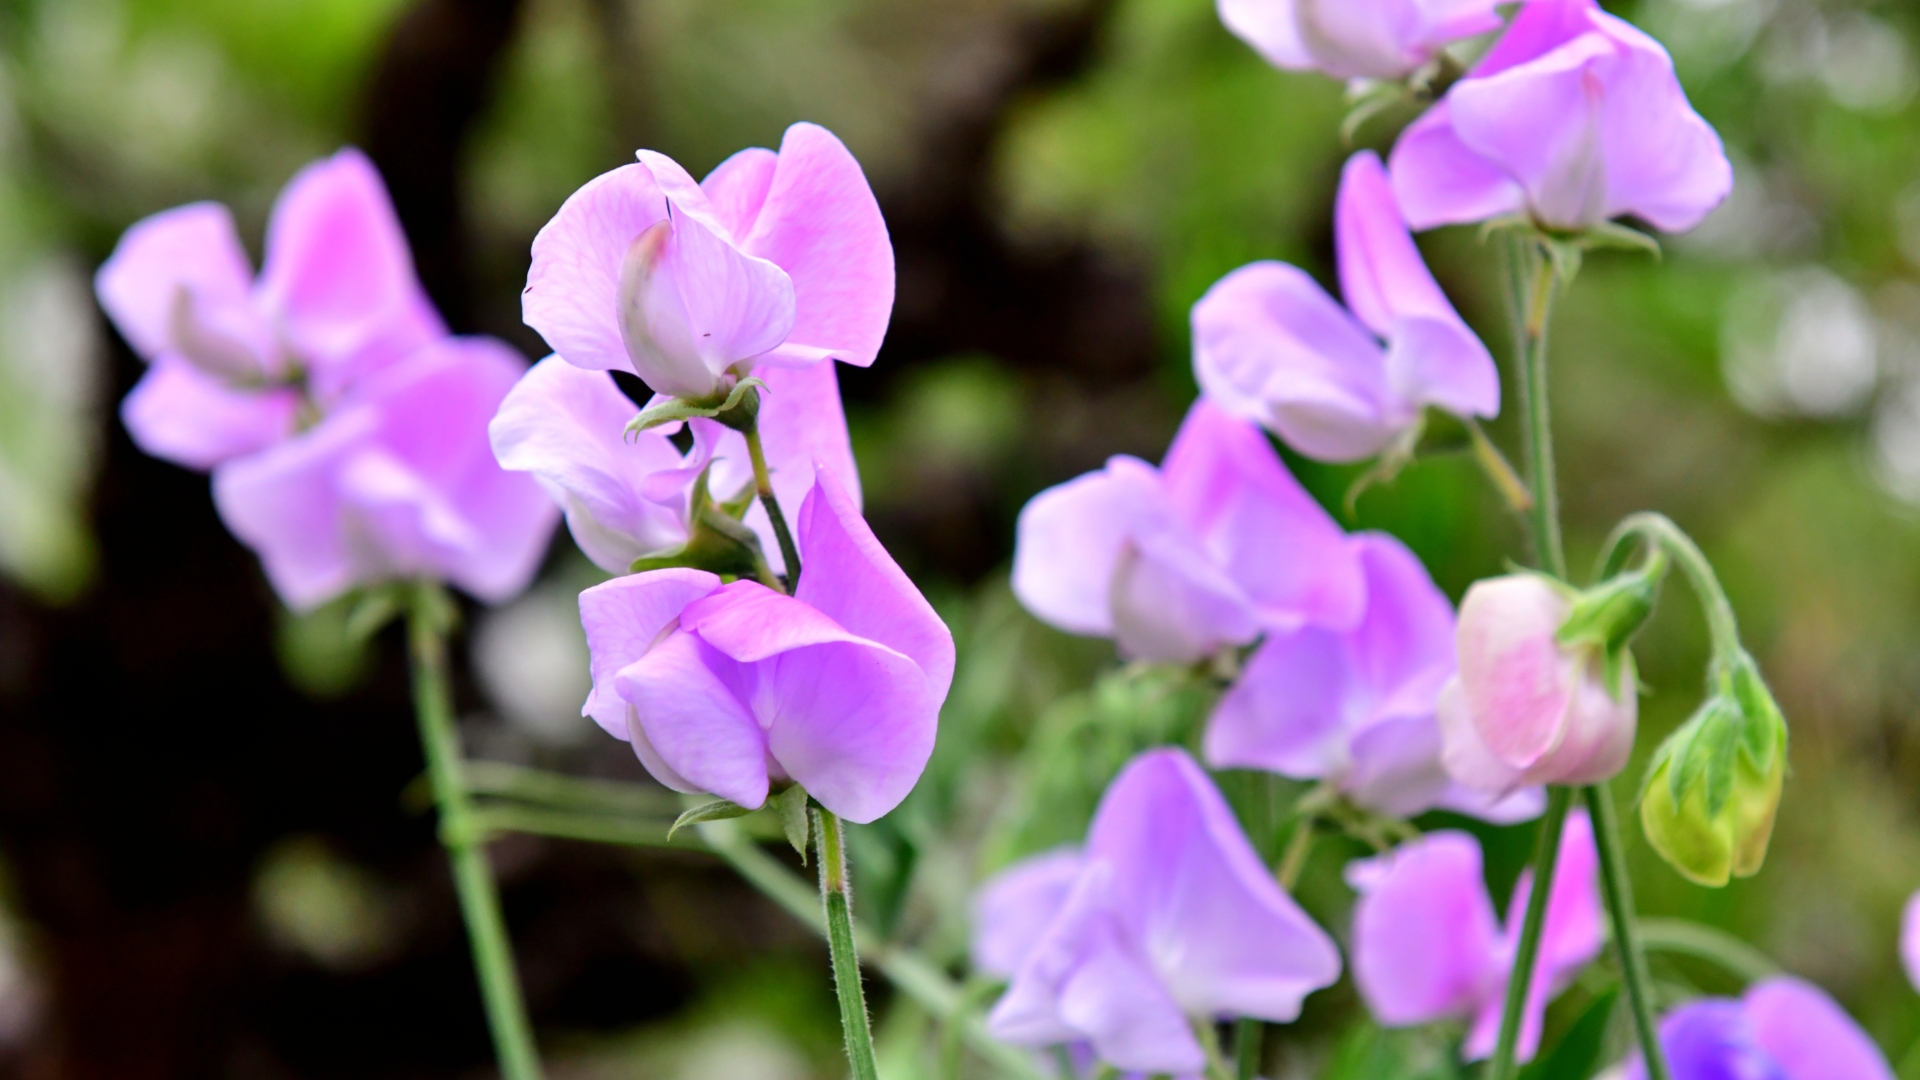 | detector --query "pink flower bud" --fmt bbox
[1438,574,1636,792]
